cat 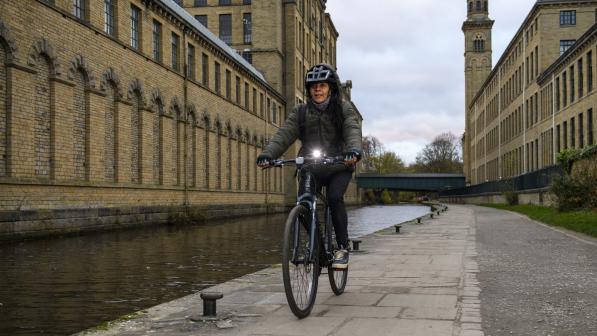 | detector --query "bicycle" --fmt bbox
[268,154,348,318]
